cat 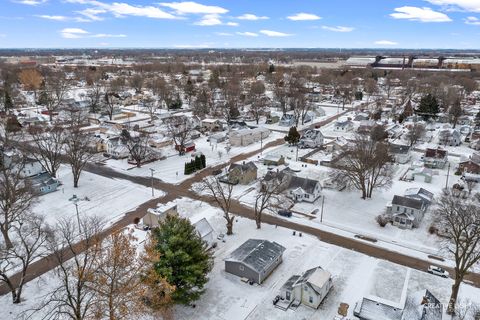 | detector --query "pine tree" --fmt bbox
[284,126,300,145]
[200,154,206,168]
[151,215,213,305]
[4,90,13,111]
[194,156,202,170]
[416,94,439,120]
